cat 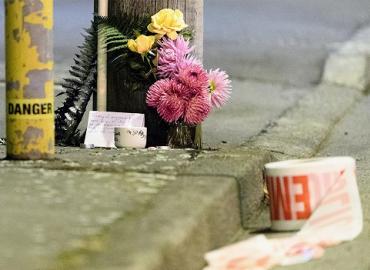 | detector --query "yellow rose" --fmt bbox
[128,35,156,55]
[148,9,188,40]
